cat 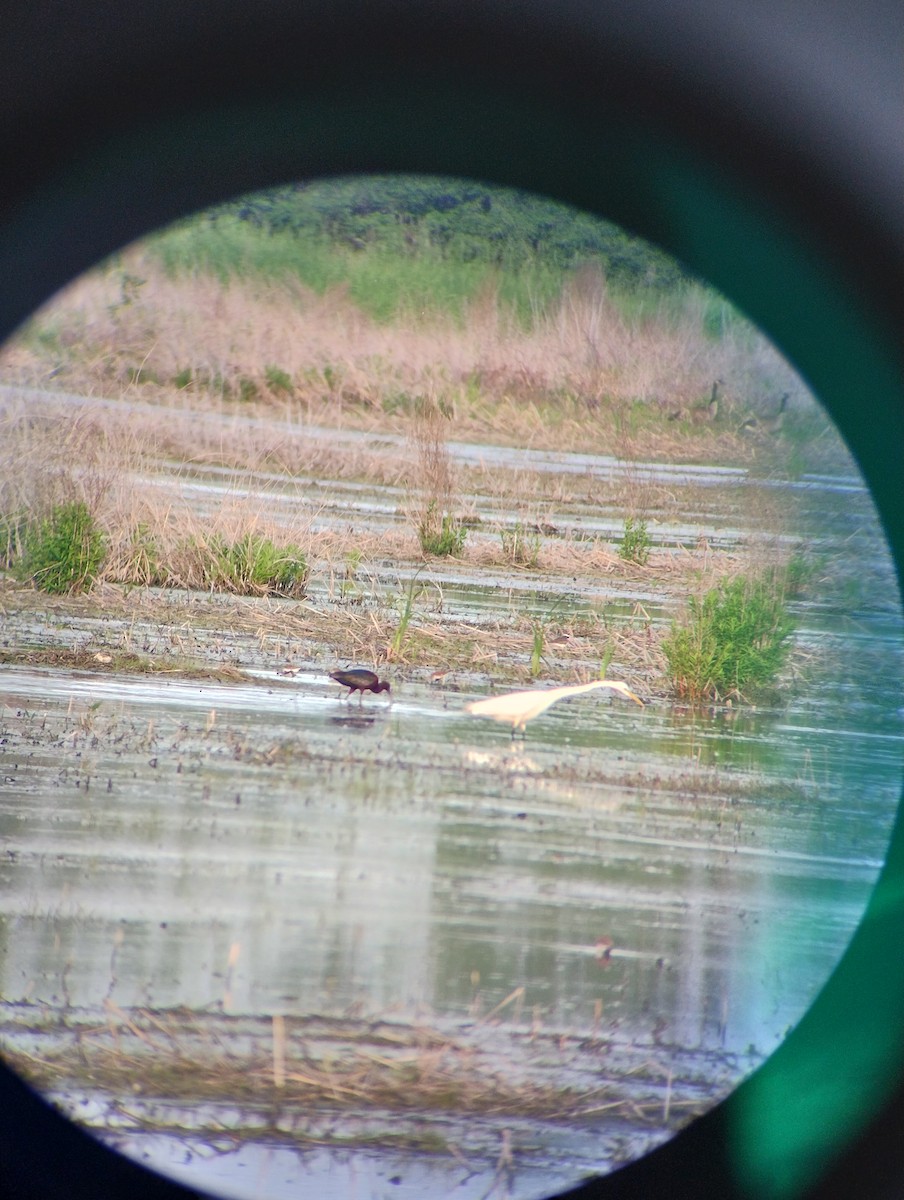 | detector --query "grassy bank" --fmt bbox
[146,212,570,326]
